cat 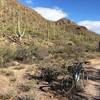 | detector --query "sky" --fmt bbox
[19,0,100,34]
